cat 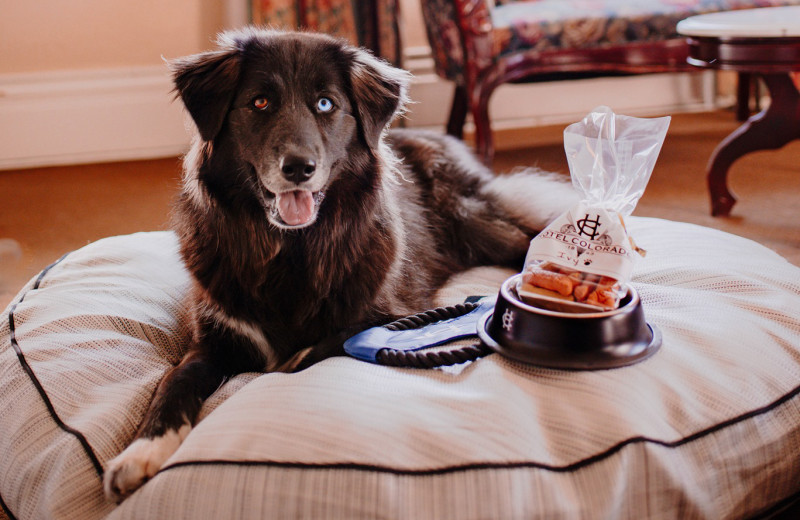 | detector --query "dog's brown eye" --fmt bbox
[253,97,269,110]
